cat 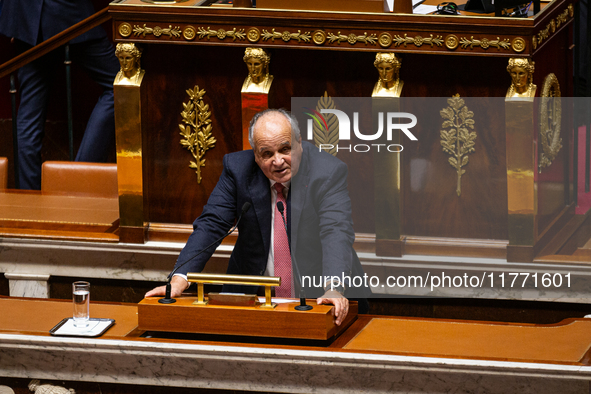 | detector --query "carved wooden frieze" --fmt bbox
[532,4,573,50]
[115,20,535,55]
